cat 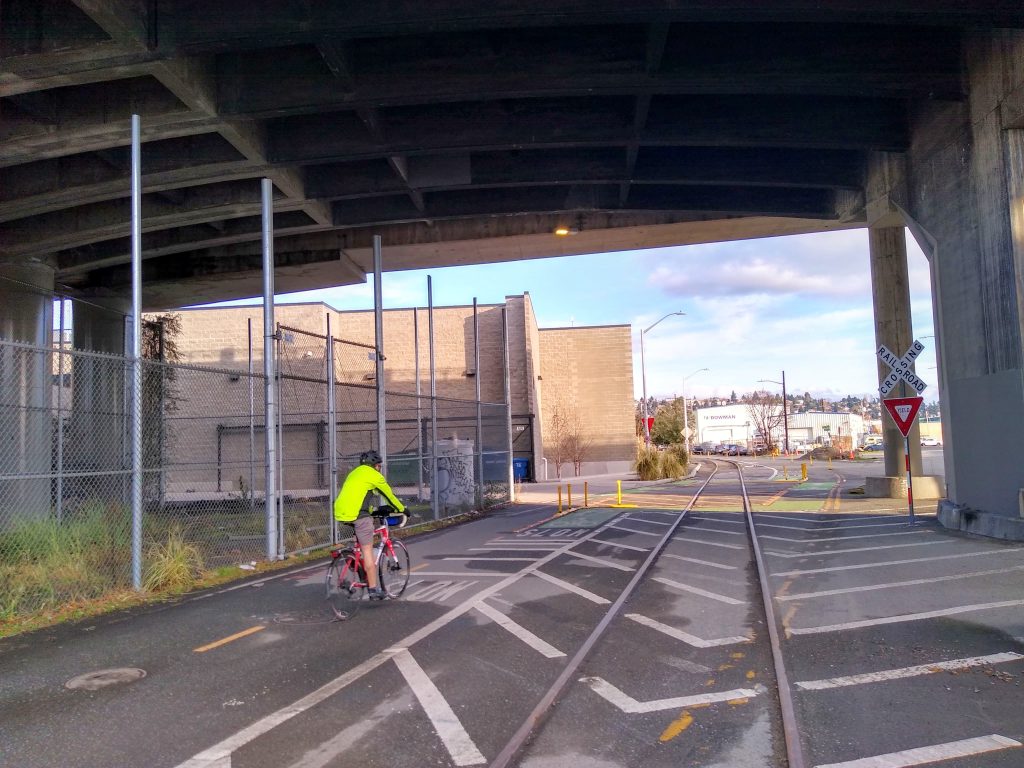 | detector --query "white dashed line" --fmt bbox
[568,551,636,571]
[814,734,1021,768]
[789,599,1024,635]
[673,537,745,550]
[475,602,566,658]
[607,525,662,537]
[626,613,751,647]
[772,547,1024,576]
[796,652,1024,690]
[777,564,1024,601]
[589,538,650,552]
[581,676,765,713]
[653,577,744,604]
[761,530,929,543]
[392,649,487,766]
[766,541,945,558]
[532,570,611,604]
[660,553,738,570]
